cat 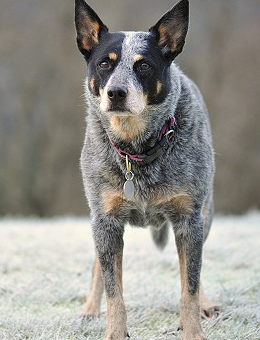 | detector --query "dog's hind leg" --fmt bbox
[82,252,104,318]
[93,216,128,340]
[173,212,206,340]
[199,284,221,318]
